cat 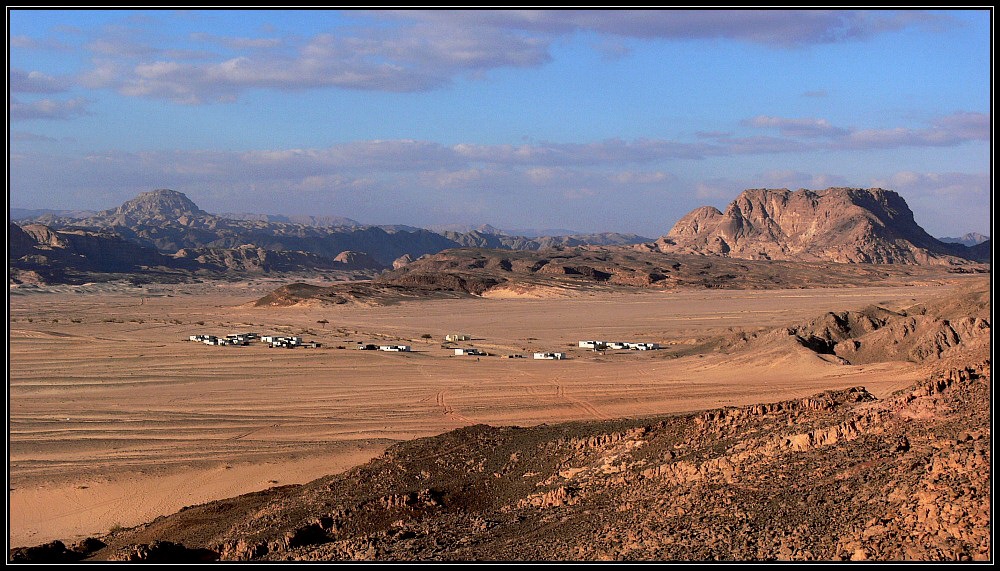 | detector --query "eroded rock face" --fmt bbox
[657,188,973,265]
